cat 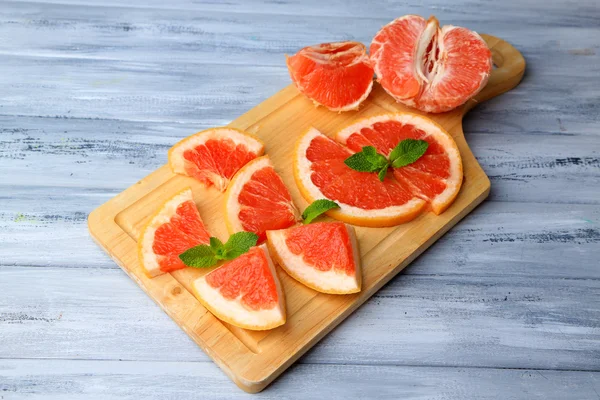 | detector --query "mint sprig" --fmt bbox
[390,139,429,168]
[302,199,340,224]
[344,139,429,181]
[179,231,259,268]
